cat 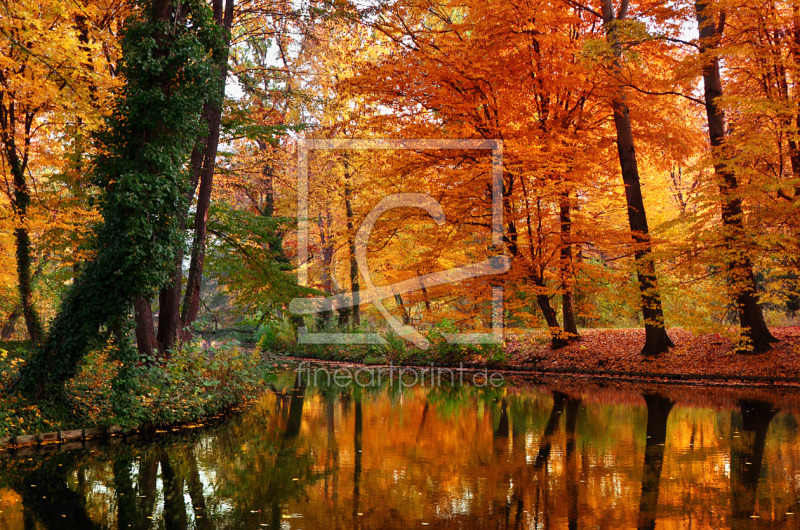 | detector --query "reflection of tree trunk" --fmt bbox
[271,498,282,530]
[114,451,142,530]
[186,447,213,530]
[565,398,581,530]
[137,455,159,530]
[416,399,431,441]
[731,399,776,528]
[534,391,567,468]
[353,397,363,527]
[22,505,35,530]
[325,392,339,504]
[495,397,510,439]
[284,373,306,440]
[14,455,101,530]
[637,393,675,530]
[160,451,188,530]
